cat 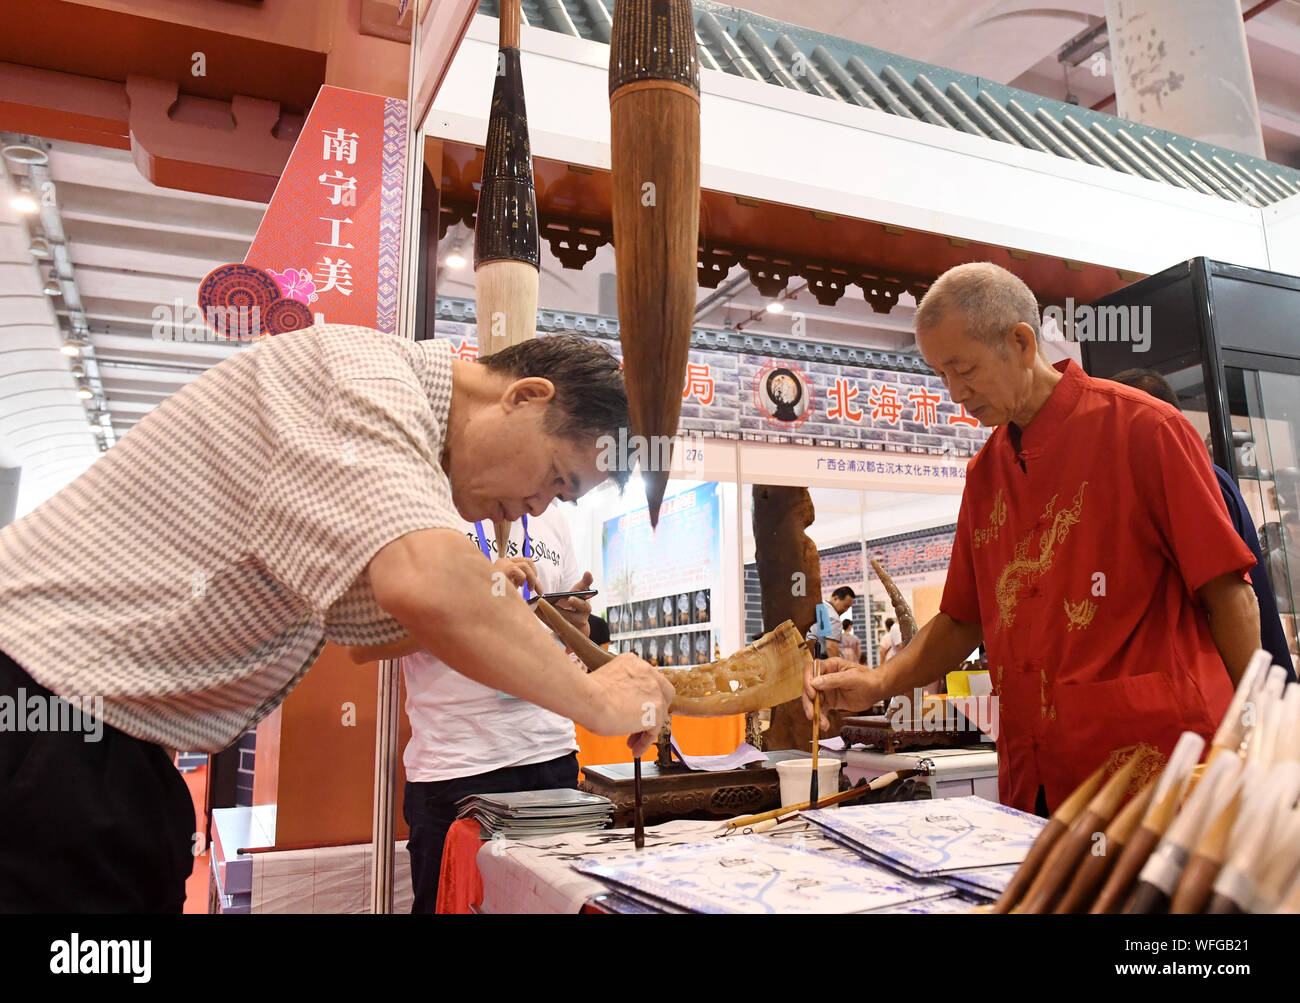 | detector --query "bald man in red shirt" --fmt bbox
[808,263,1260,815]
